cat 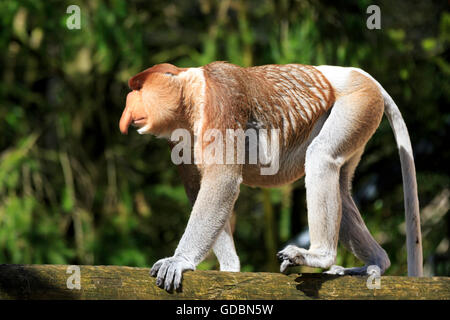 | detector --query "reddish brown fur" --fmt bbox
[121,61,335,152]
[128,63,187,90]
[120,64,191,136]
[201,62,335,148]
